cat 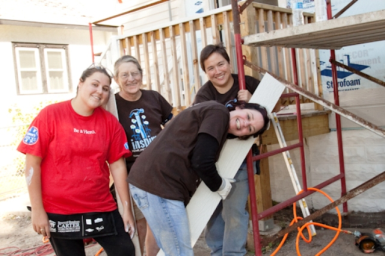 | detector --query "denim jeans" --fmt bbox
[205,163,250,256]
[129,184,193,256]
